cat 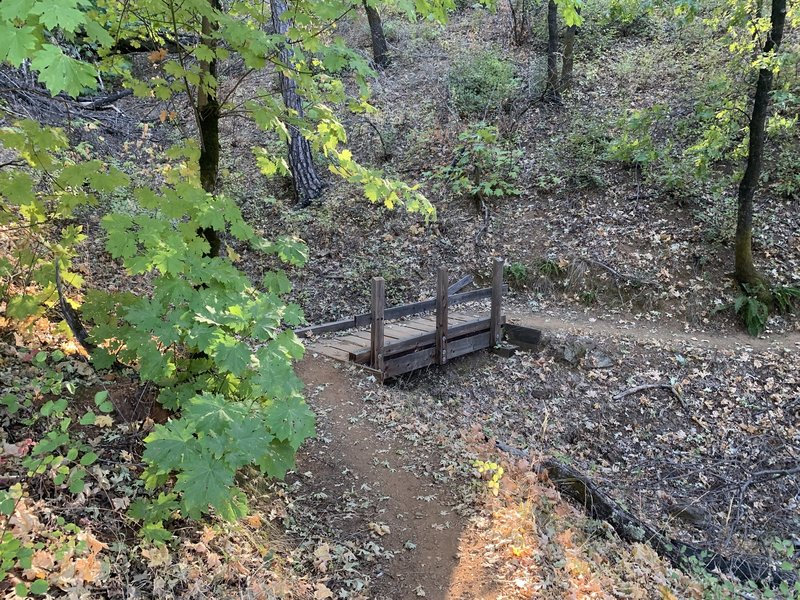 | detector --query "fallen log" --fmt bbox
[494,441,796,590]
[76,89,133,110]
